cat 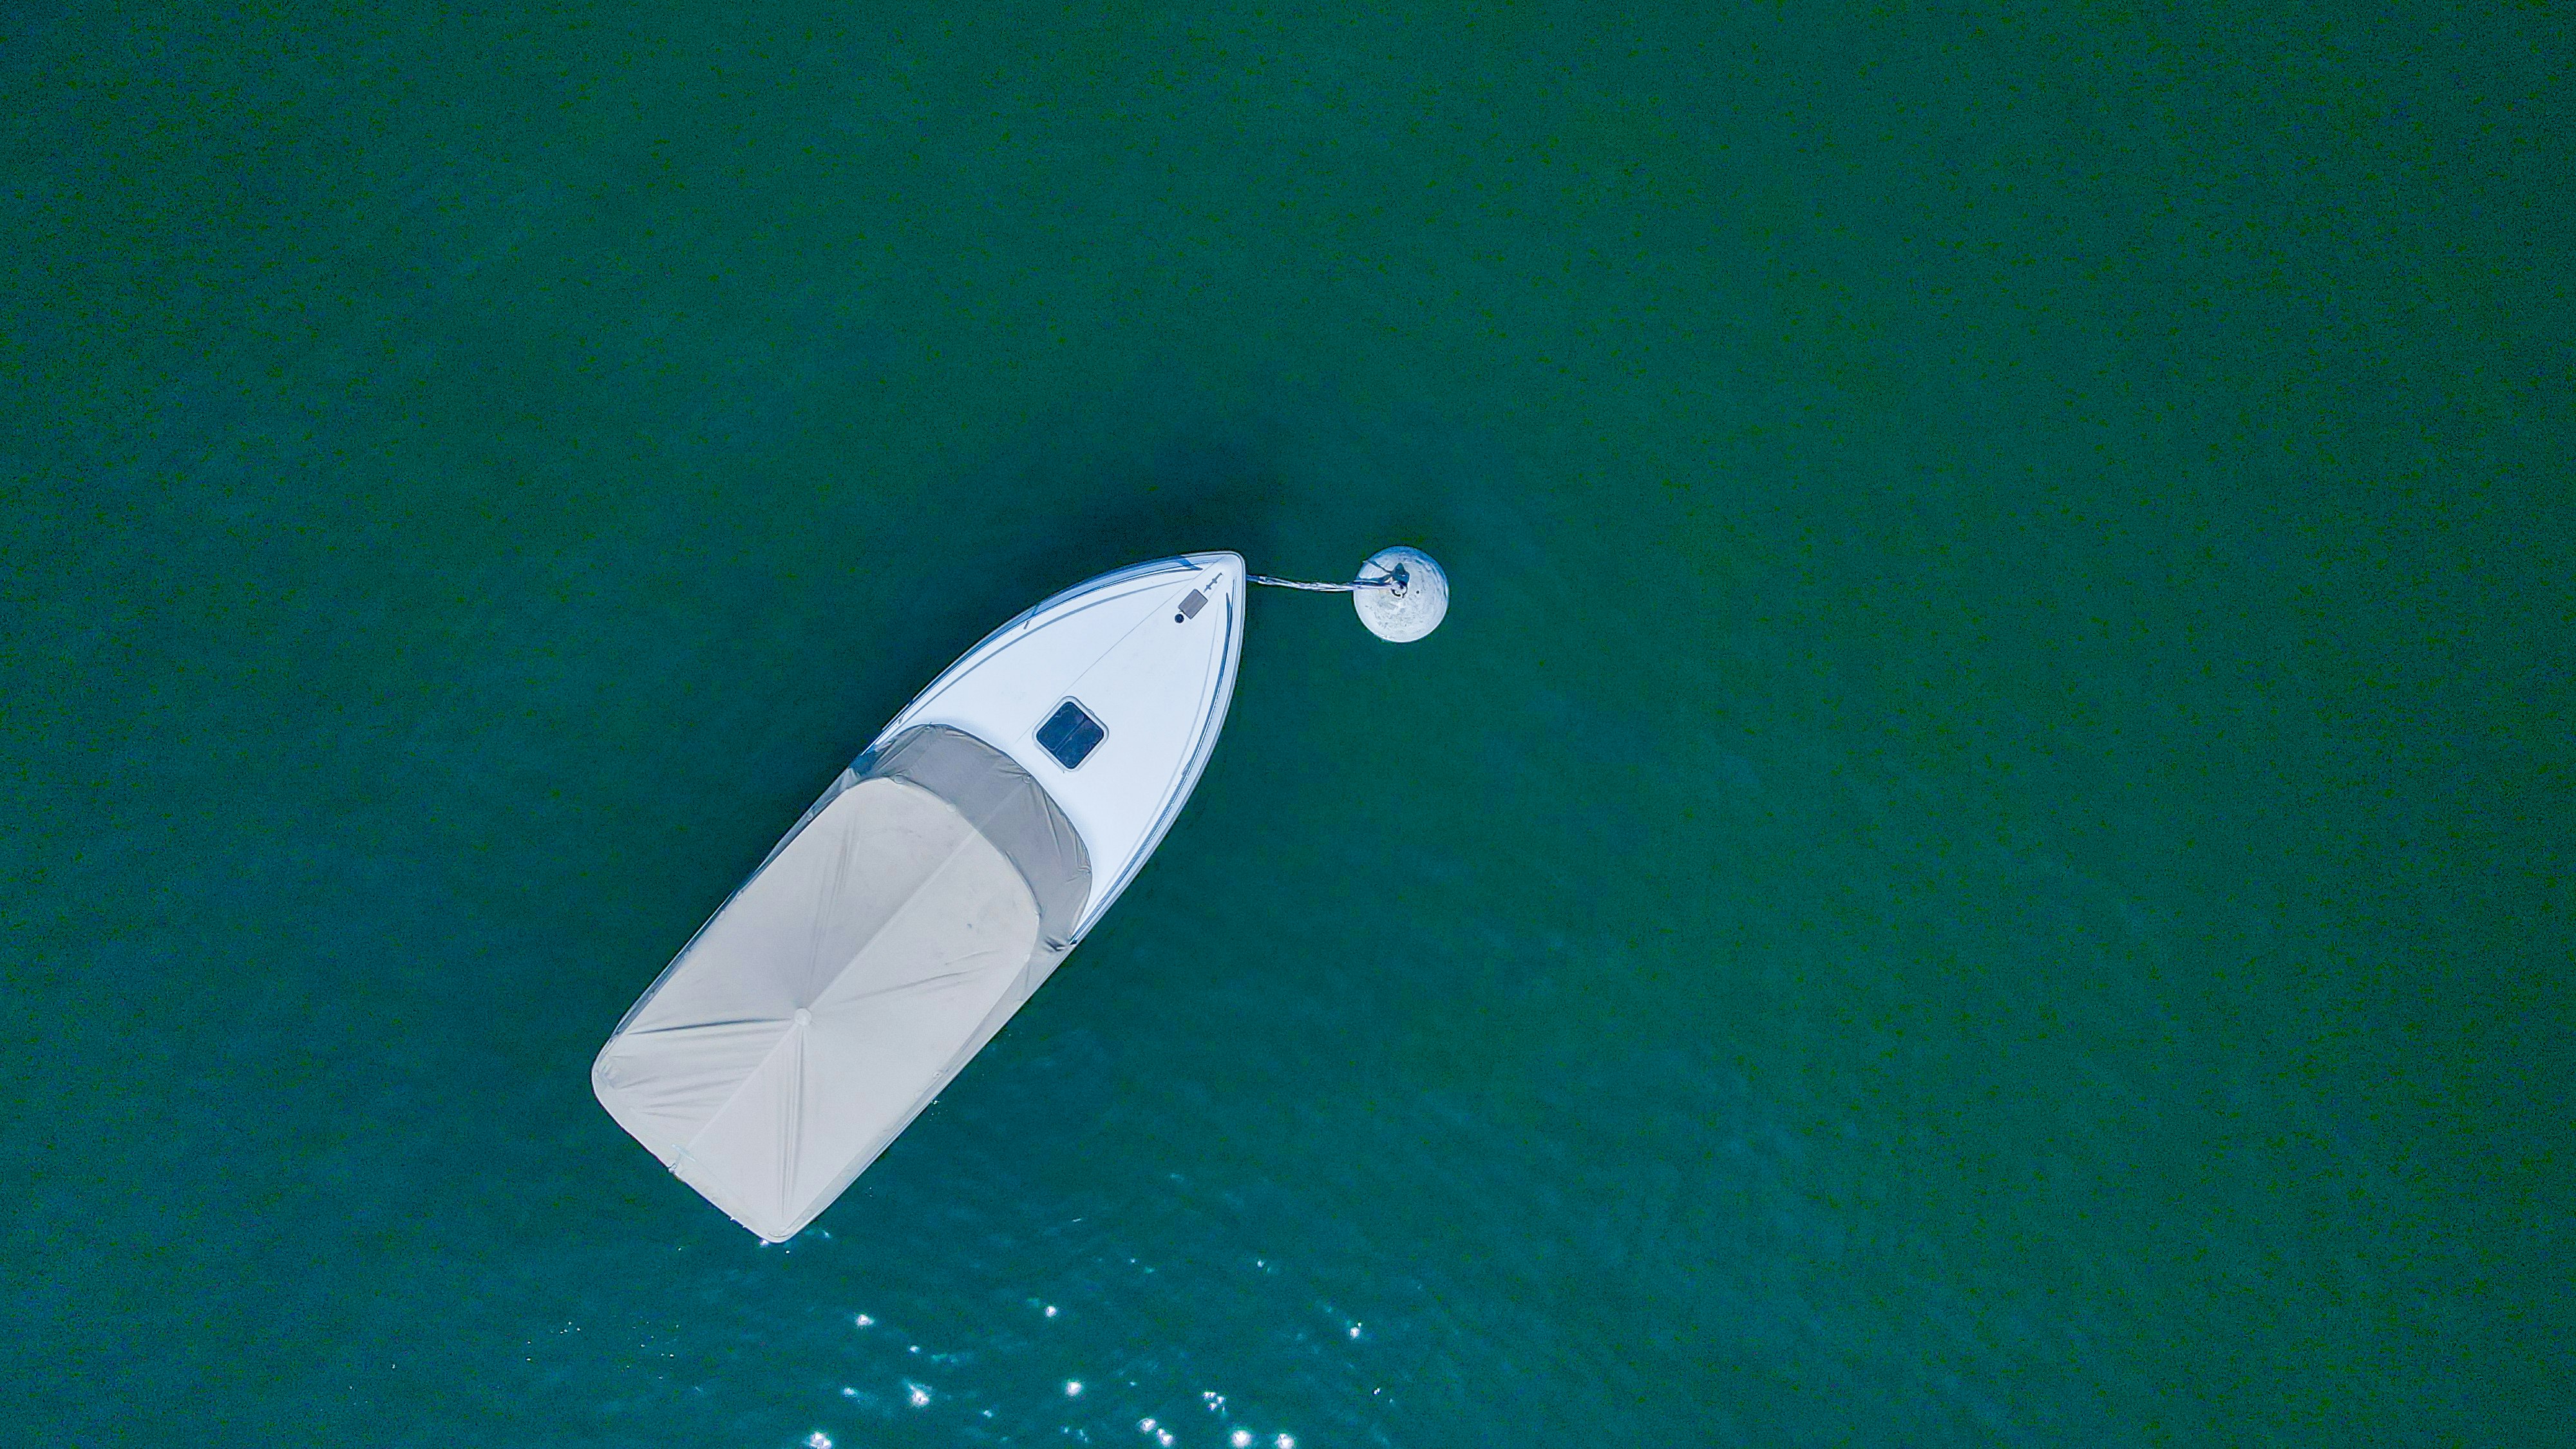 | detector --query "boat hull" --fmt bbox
[868,551,1246,940]
[592,553,1245,1240]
